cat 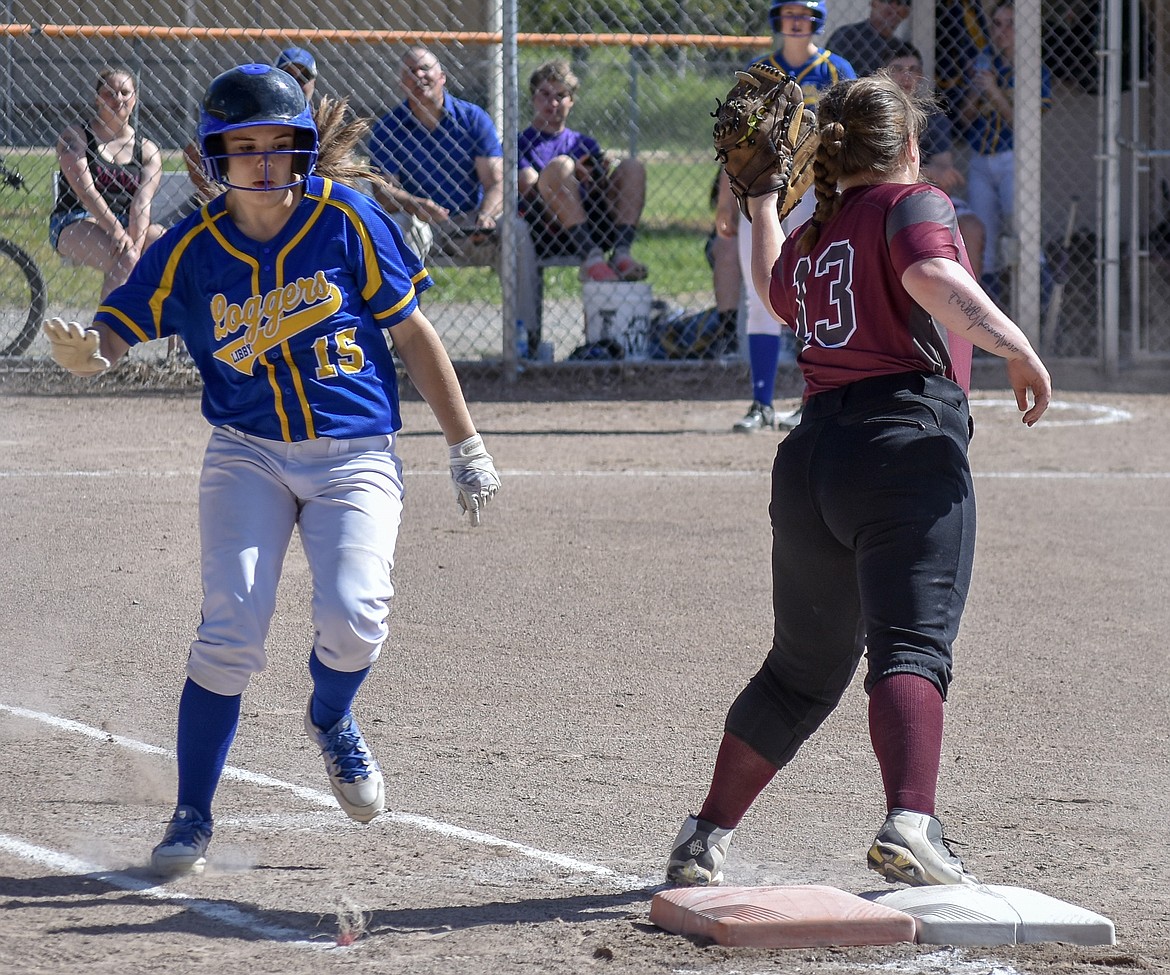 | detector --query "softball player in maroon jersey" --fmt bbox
[42,64,501,875]
[667,73,1050,888]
